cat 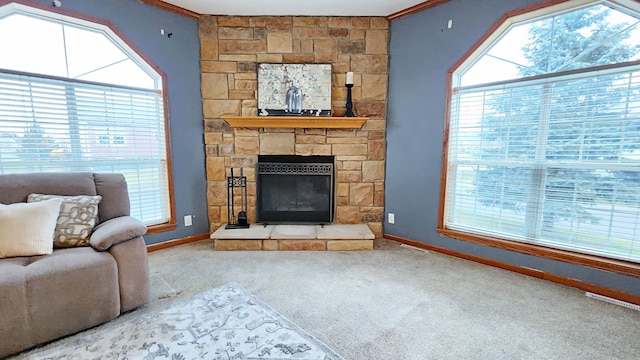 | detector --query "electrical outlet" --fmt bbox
[447,19,453,29]
[184,215,192,227]
[388,213,395,224]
